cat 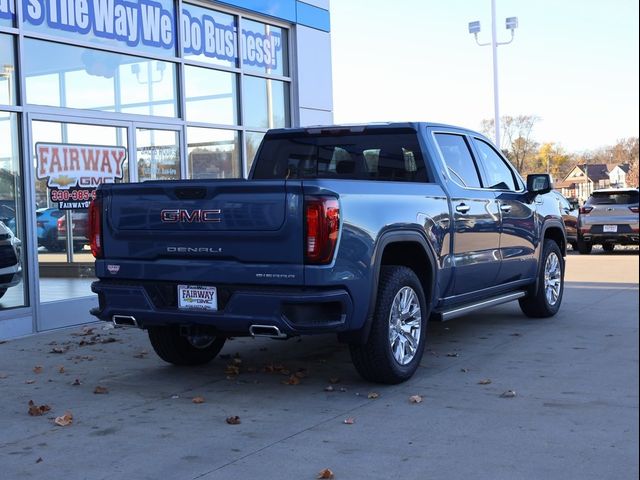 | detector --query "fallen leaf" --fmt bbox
[328,377,340,384]
[33,366,43,374]
[409,395,423,403]
[232,357,242,366]
[192,396,205,404]
[367,392,379,399]
[225,415,241,425]
[58,366,65,374]
[28,400,51,416]
[294,369,308,379]
[133,351,148,359]
[500,390,517,398]
[50,346,69,354]
[460,368,469,373]
[72,379,82,386]
[93,386,109,394]
[35,457,43,463]
[101,337,117,344]
[25,379,35,384]
[0,373,8,379]
[324,385,335,392]
[54,412,73,426]
[317,468,335,479]
[225,365,240,376]
[478,379,492,385]
[446,352,459,357]
[282,374,300,385]
[343,417,355,424]
[339,387,348,393]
